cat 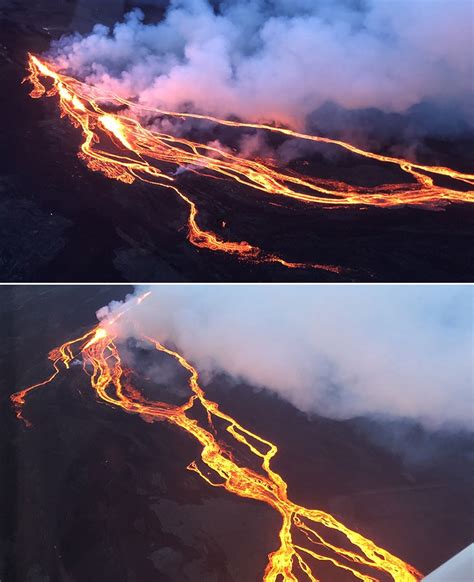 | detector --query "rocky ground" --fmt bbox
[0,286,472,581]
